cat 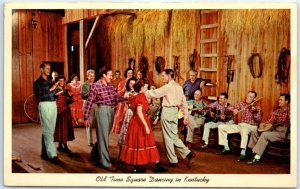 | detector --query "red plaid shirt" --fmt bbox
[84,80,120,120]
[265,106,290,127]
[234,101,262,126]
[208,101,232,113]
